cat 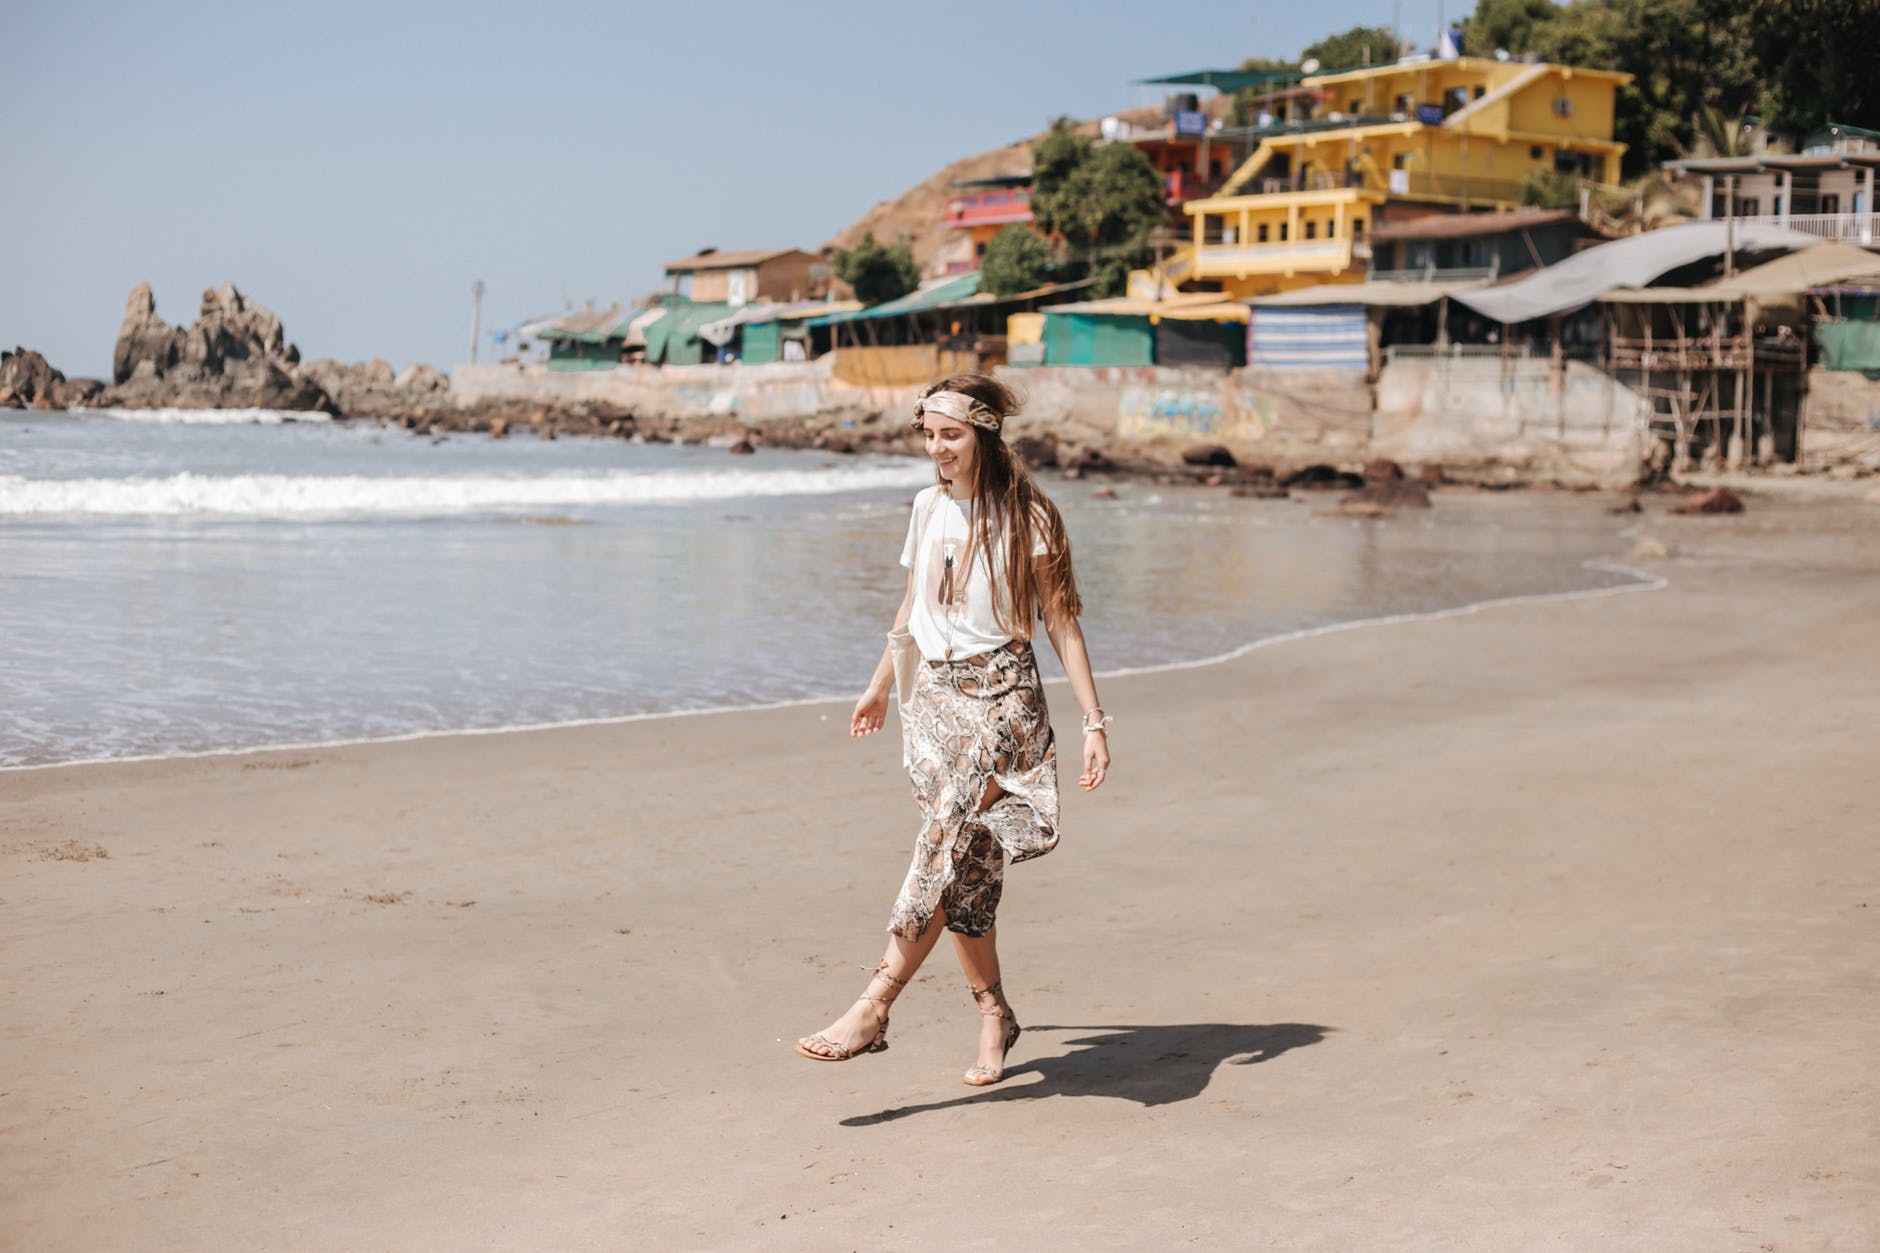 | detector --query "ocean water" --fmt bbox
[1,410,1643,768]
